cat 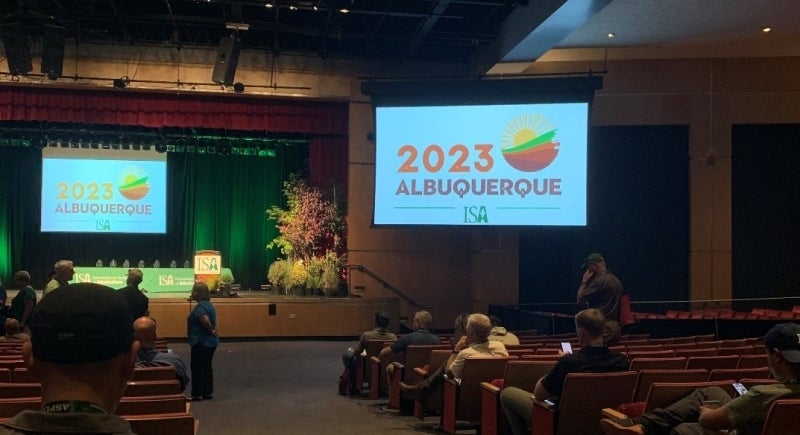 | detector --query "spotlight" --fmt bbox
[233,82,245,93]
[113,77,129,89]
